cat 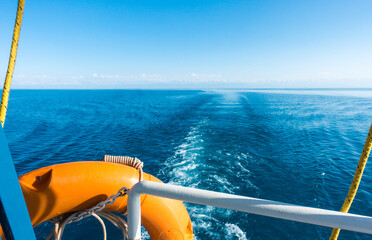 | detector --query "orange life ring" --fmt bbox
[0,161,193,240]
